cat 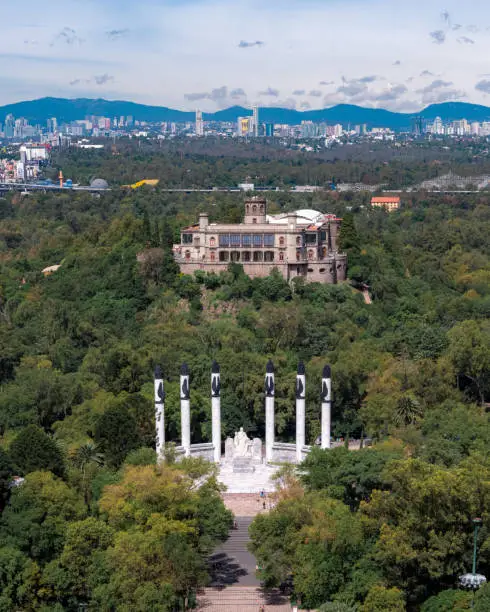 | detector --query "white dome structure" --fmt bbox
[266,209,326,225]
[90,178,109,189]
